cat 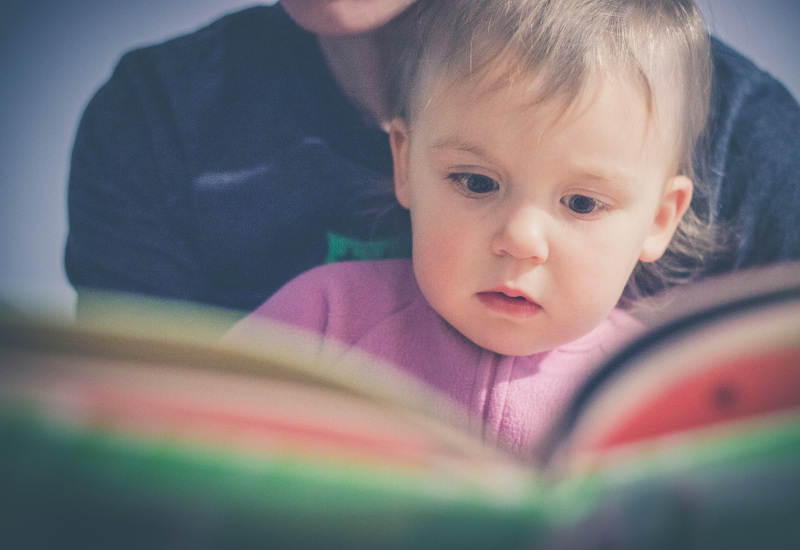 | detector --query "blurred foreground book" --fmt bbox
[1,263,799,549]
